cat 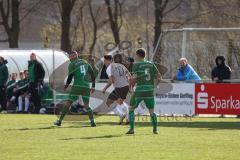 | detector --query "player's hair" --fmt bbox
[104,55,113,61]
[113,54,123,63]
[136,48,146,58]
[67,51,77,56]
[179,57,188,63]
